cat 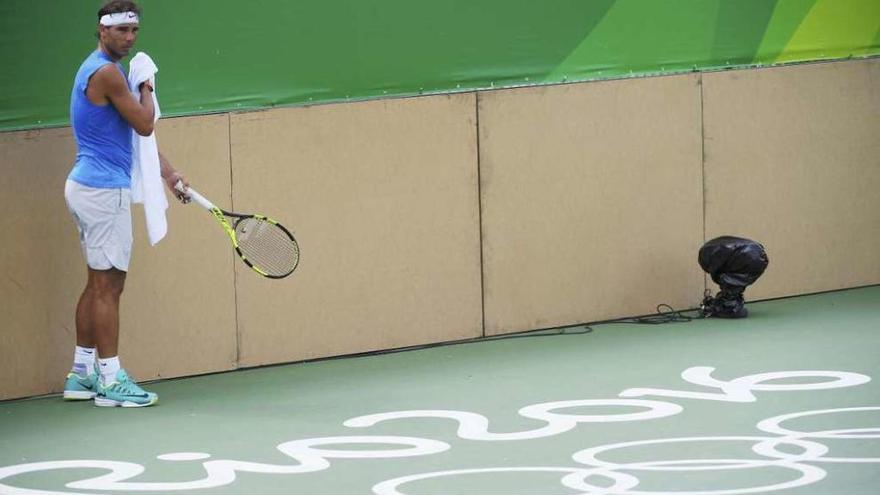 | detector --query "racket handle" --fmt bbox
[175,180,216,211]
